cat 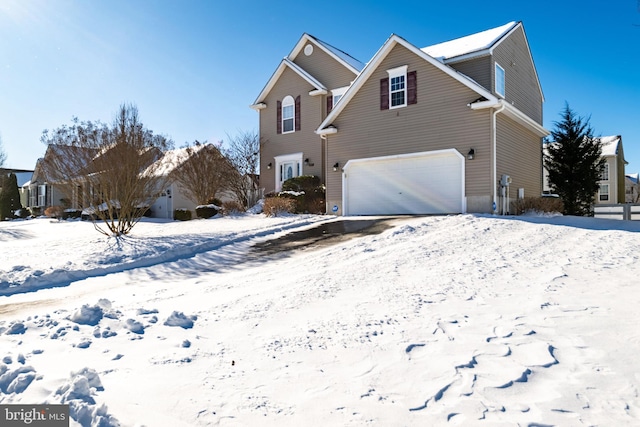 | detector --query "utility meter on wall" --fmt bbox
[500,174,512,186]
